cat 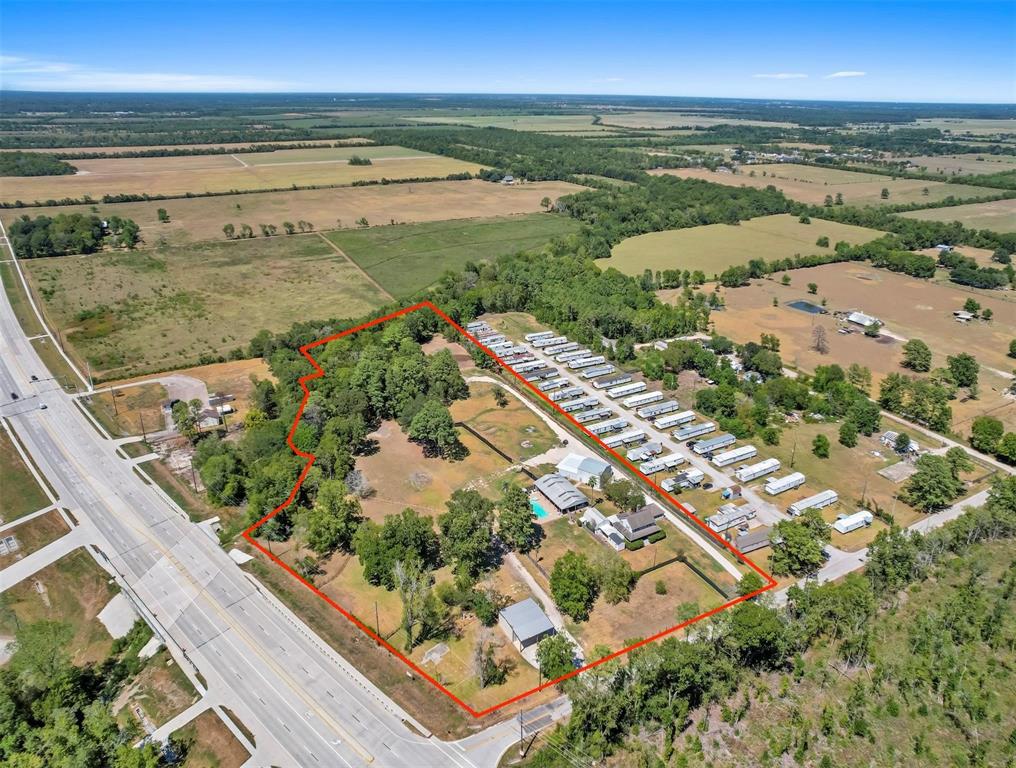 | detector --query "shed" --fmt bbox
[535,473,588,513]
[498,598,555,650]
[557,453,613,487]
